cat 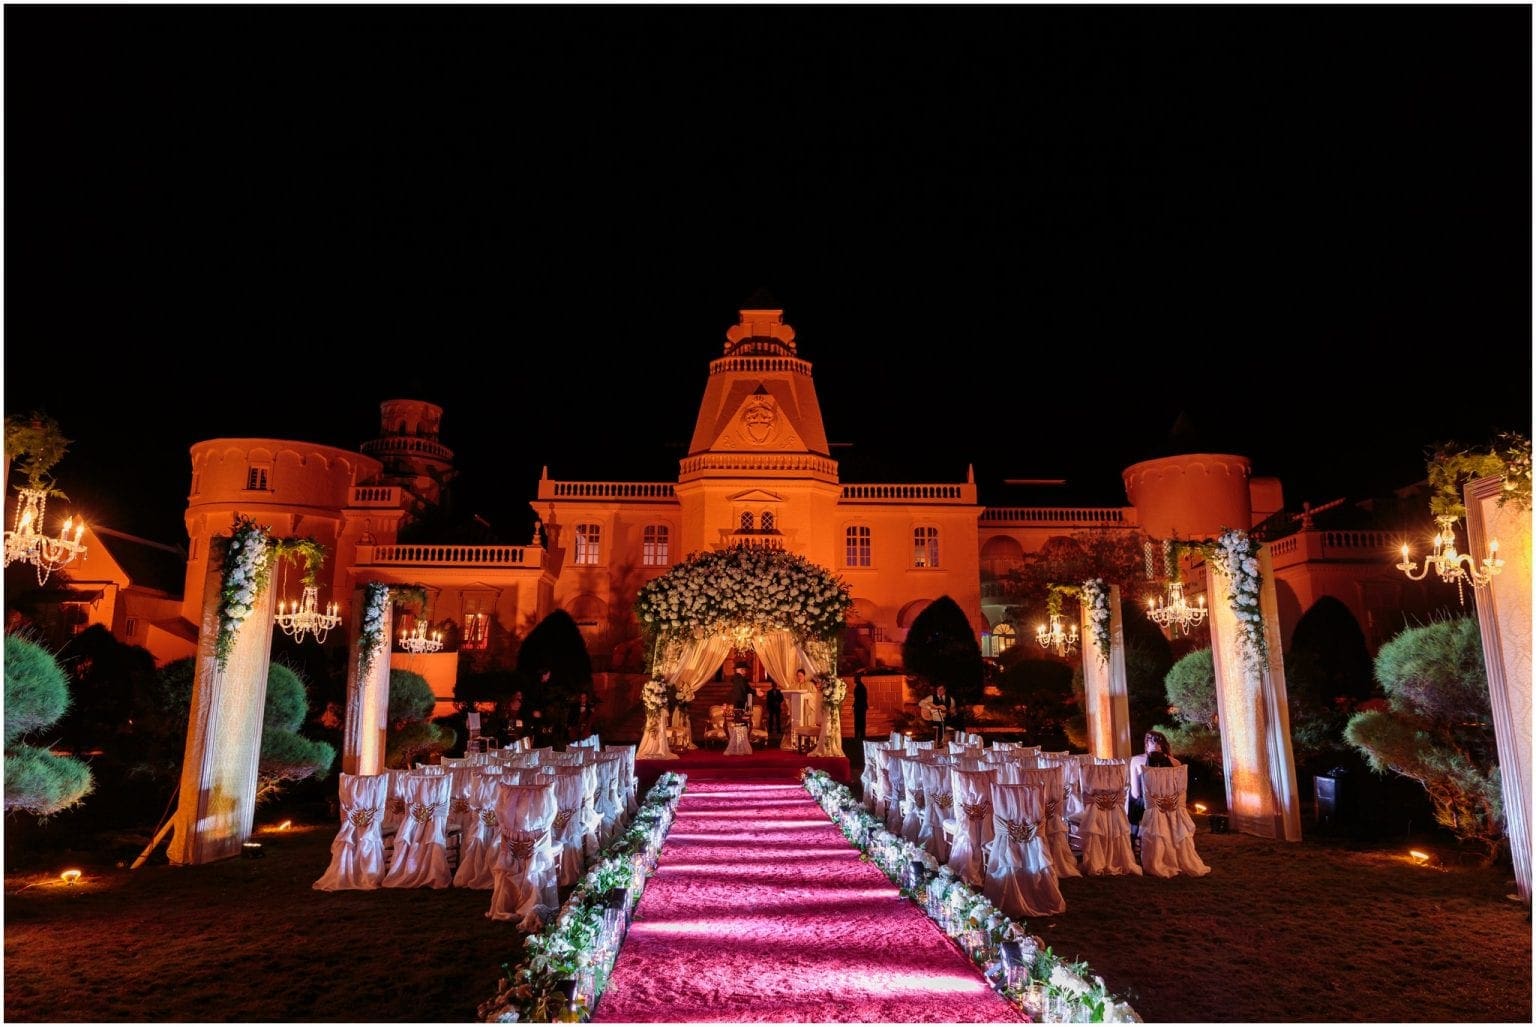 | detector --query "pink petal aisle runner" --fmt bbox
[594,778,1025,1023]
